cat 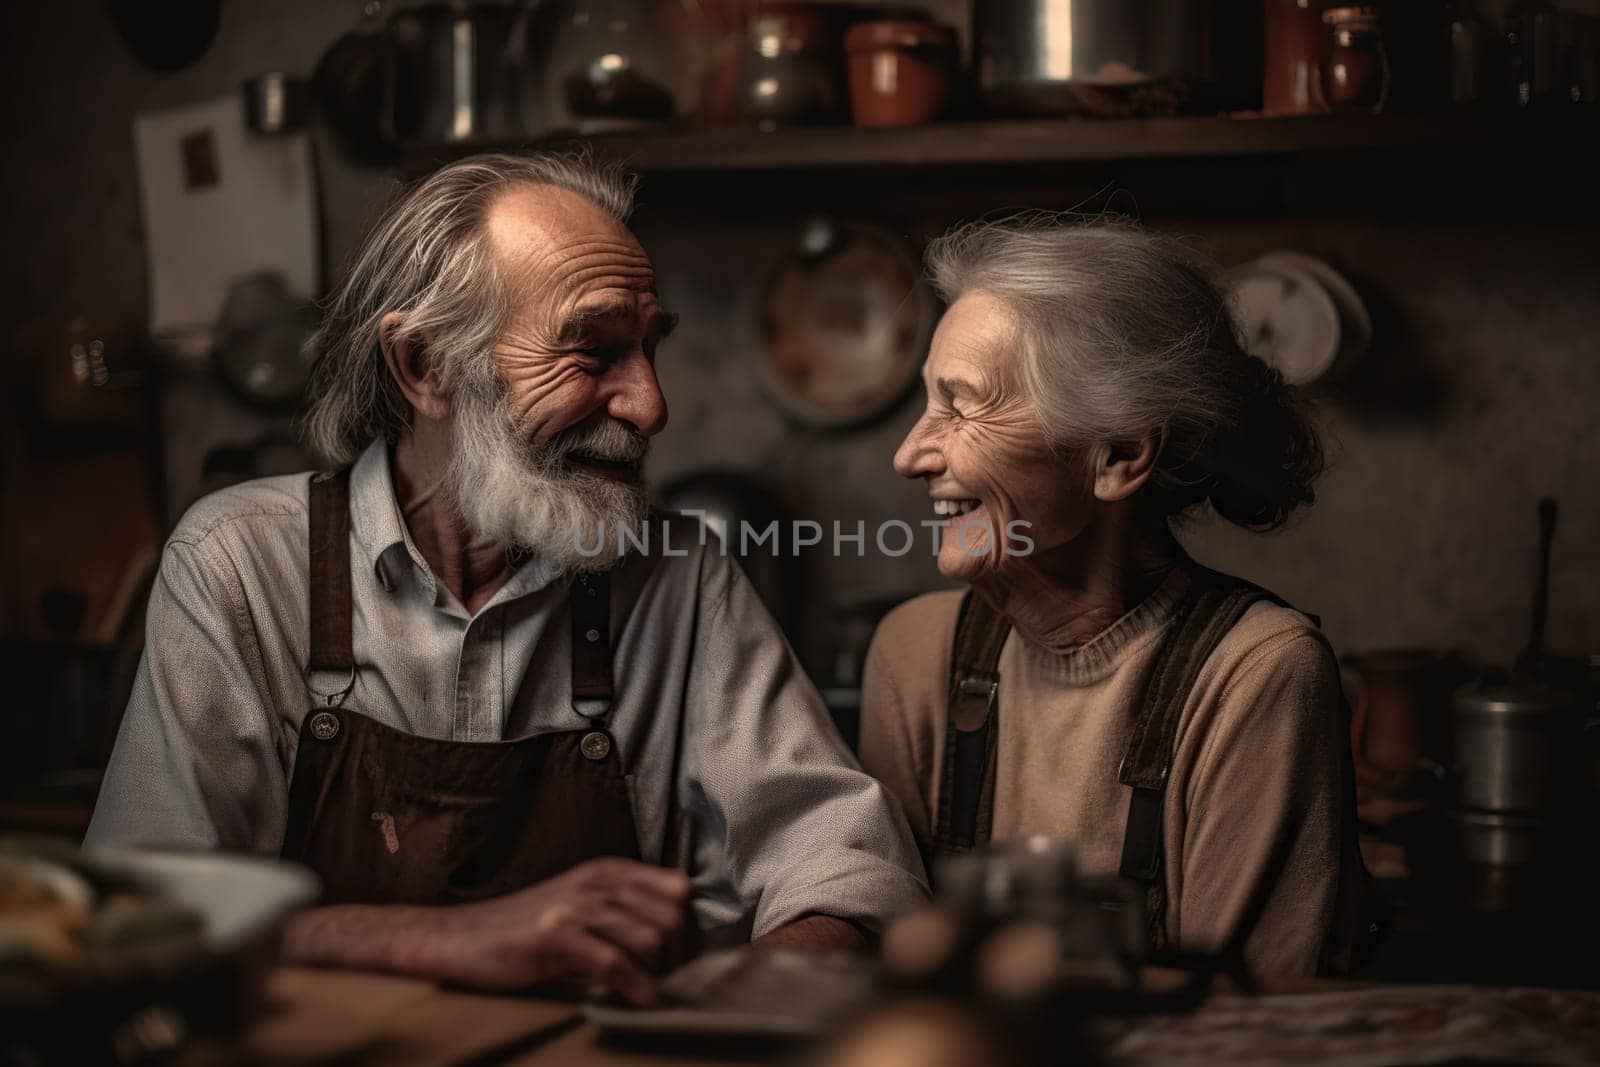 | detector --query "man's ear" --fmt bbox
[1092,426,1166,503]
[378,311,450,422]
